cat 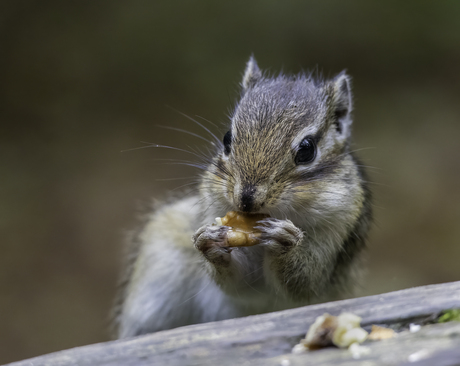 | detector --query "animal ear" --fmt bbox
[241,56,262,91]
[329,71,353,136]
